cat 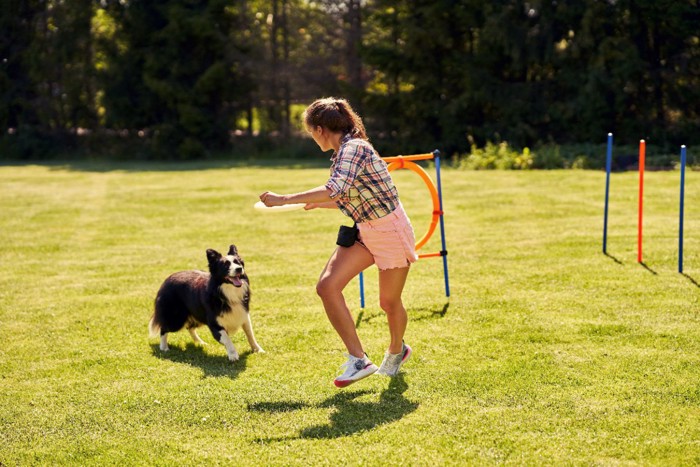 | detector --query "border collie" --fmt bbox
[149,245,264,362]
